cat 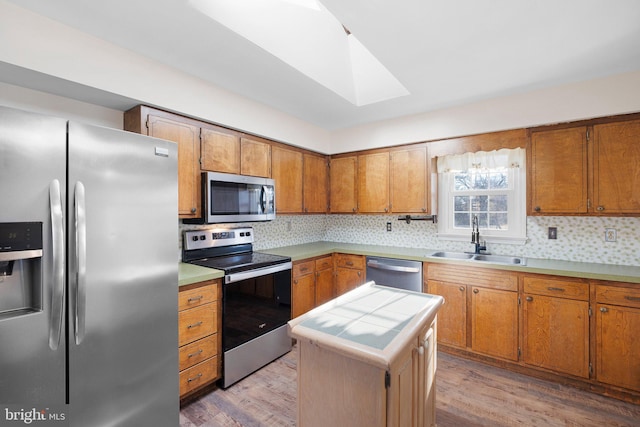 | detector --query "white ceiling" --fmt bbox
[6,0,640,130]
